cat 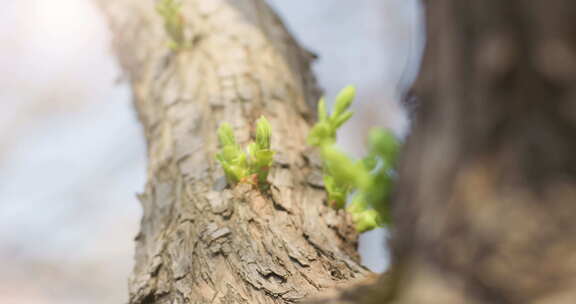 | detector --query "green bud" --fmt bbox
[216,124,248,185]
[248,120,274,186]
[352,209,382,233]
[333,85,355,116]
[253,150,274,184]
[218,123,237,148]
[217,150,248,184]
[216,117,276,187]
[255,116,272,150]
[332,111,353,129]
